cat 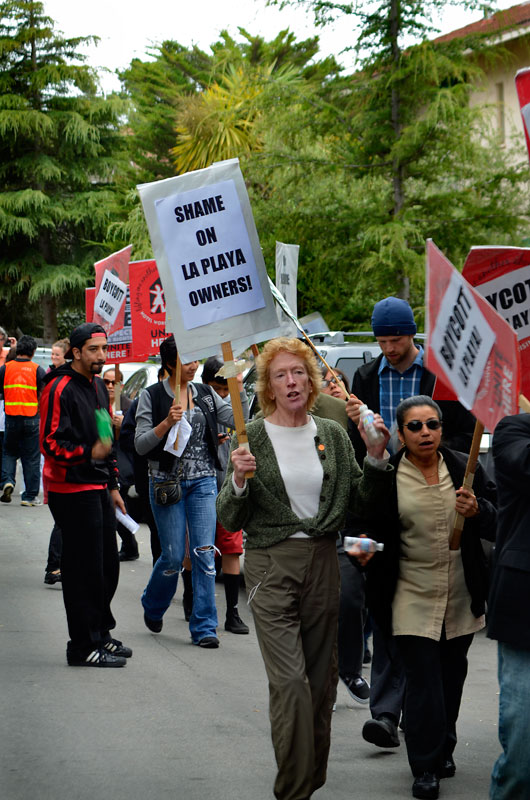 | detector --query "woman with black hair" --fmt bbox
[358,395,496,800]
[134,336,248,648]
